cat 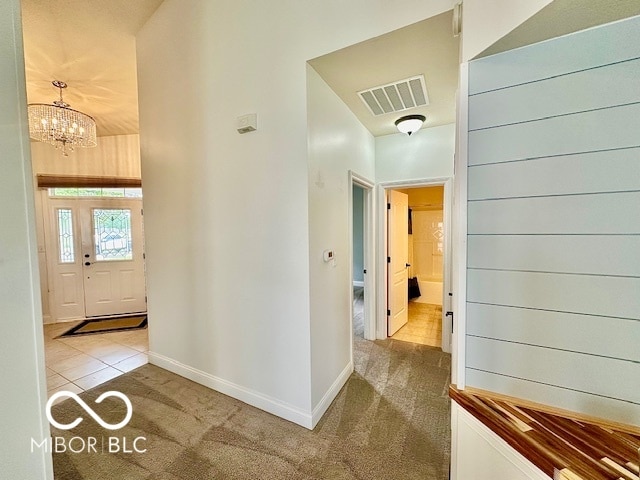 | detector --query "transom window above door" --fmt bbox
[48,187,142,198]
